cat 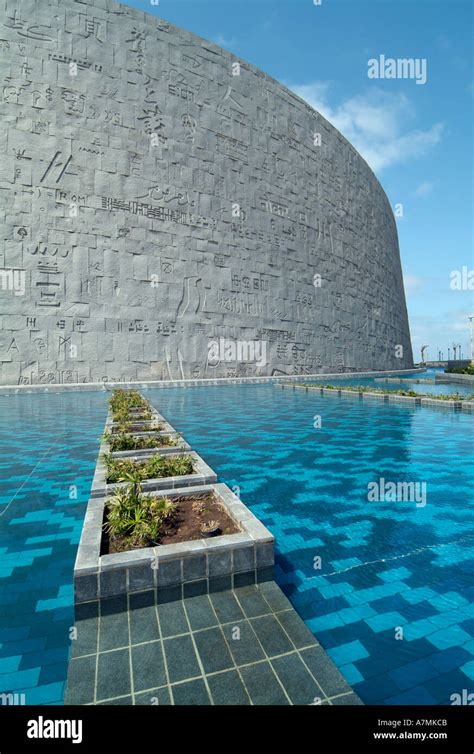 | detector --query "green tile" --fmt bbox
[300,646,352,697]
[183,579,207,598]
[97,648,131,701]
[271,653,322,705]
[210,590,245,624]
[75,601,99,621]
[250,615,293,656]
[193,627,234,674]
[275,610,318,649]
[157,600,189,638]
[129,594,159,645]
[258,581,293,612]
[221,620,265,665]
[184,594,218,631]
[156,585,182,604]
[71,617,98,658]
[171,678,211,705]
[99,596,129,651]
[234,585,271,618]
[239,661,290,705]
[163,635,200,683]
[207,670,251,705]
[209,575,232,593]
[131,640,167,692]
[134,687,172,705]
[233,571,255,588]
[64,655,96,705]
